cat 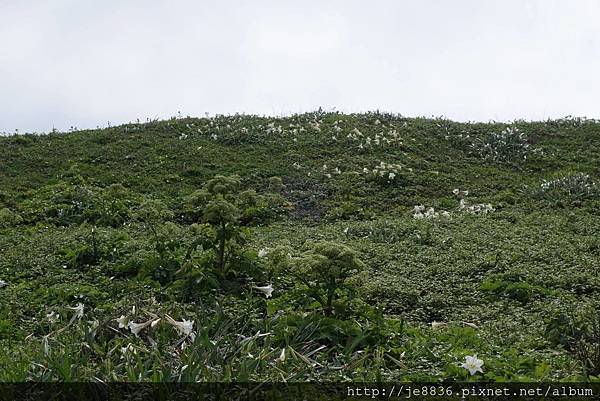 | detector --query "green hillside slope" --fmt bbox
[1,112,599,381]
